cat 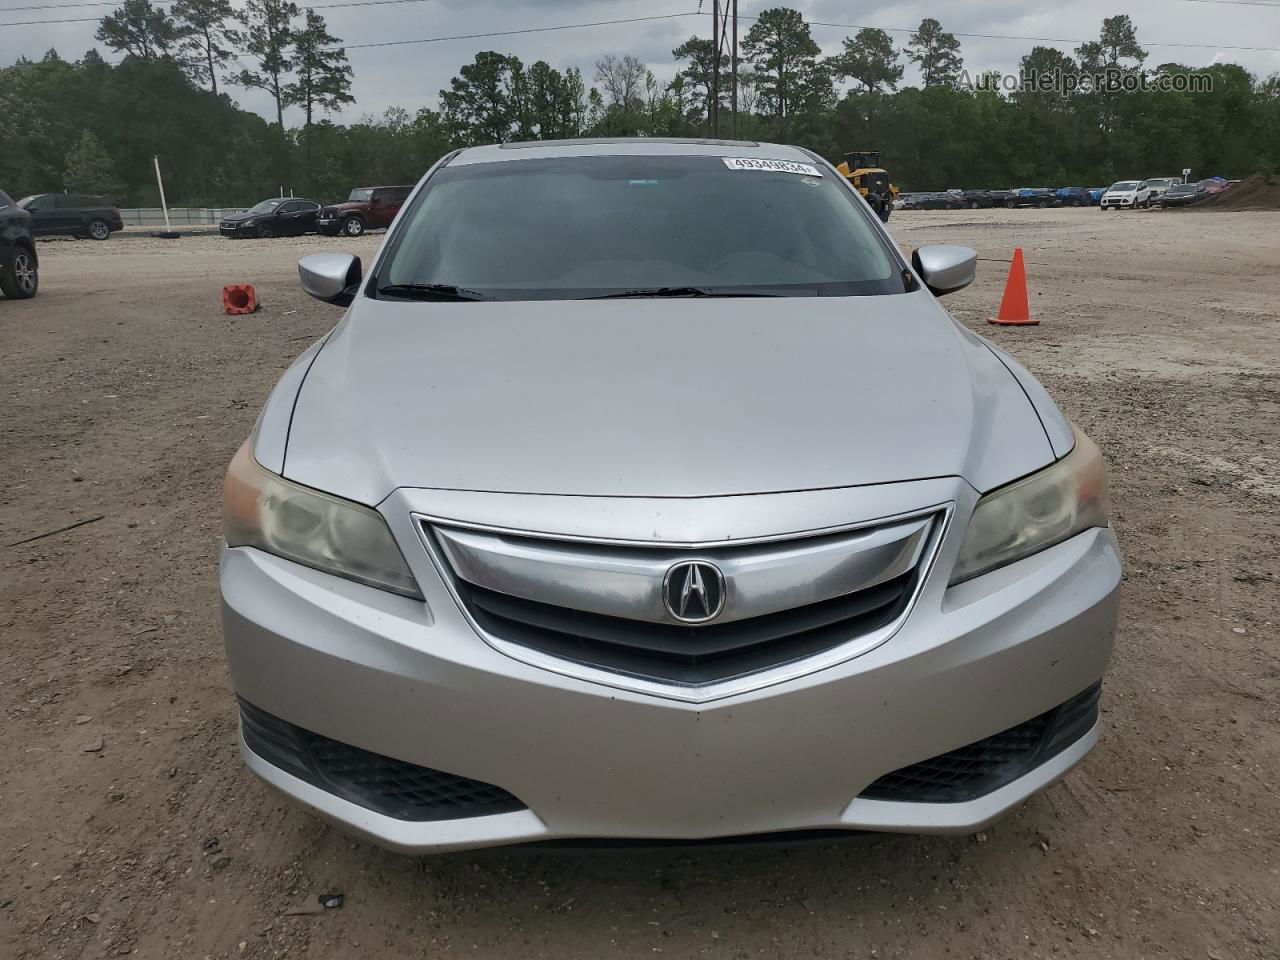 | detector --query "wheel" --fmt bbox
[86,218,110,241]
[342,216,366,238]
[970,201,980,209]
[879,203,892,224]
[257,224,274,239]
[1006,200,1015,208]
[1,245,39,299]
